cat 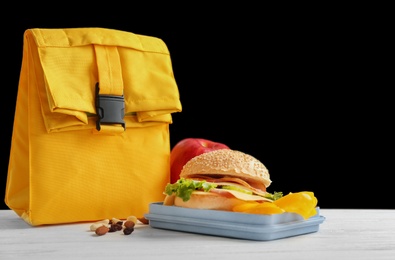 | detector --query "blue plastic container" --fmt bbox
[145,202,325,241]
